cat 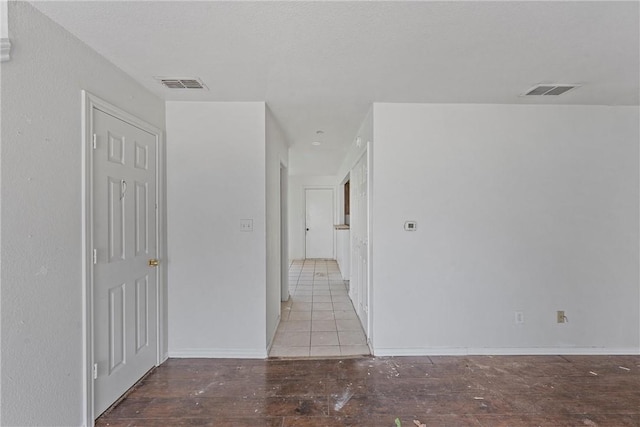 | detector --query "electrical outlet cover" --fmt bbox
[404,221,417,231]
[515,311,524,324]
